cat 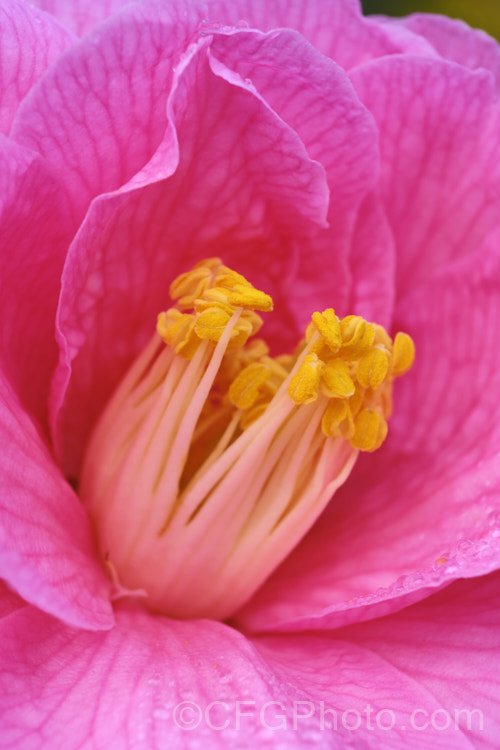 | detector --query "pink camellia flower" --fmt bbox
[1,0,500,746]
